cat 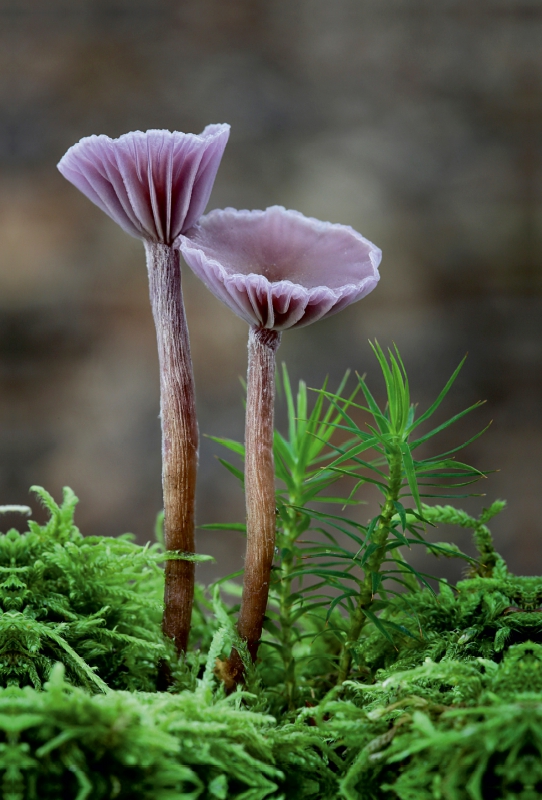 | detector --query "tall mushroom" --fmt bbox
[179,205,381,682]
[58,125,230,655]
